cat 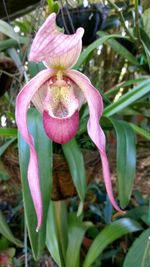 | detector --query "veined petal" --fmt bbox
[66,70,122,212]
[29,13,84,69]
[16,69,54,231]
[41,78,79,144]
[43,110,79,144]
